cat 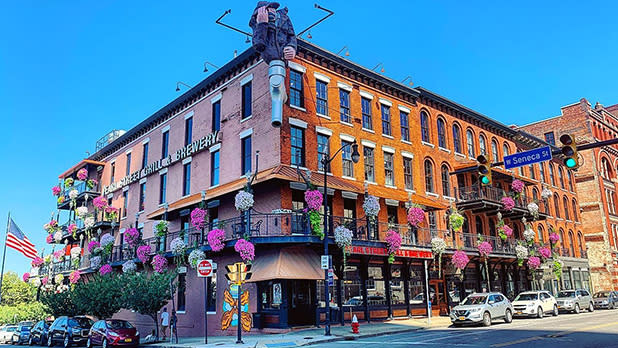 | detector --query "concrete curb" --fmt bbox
[296,326,426,347]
